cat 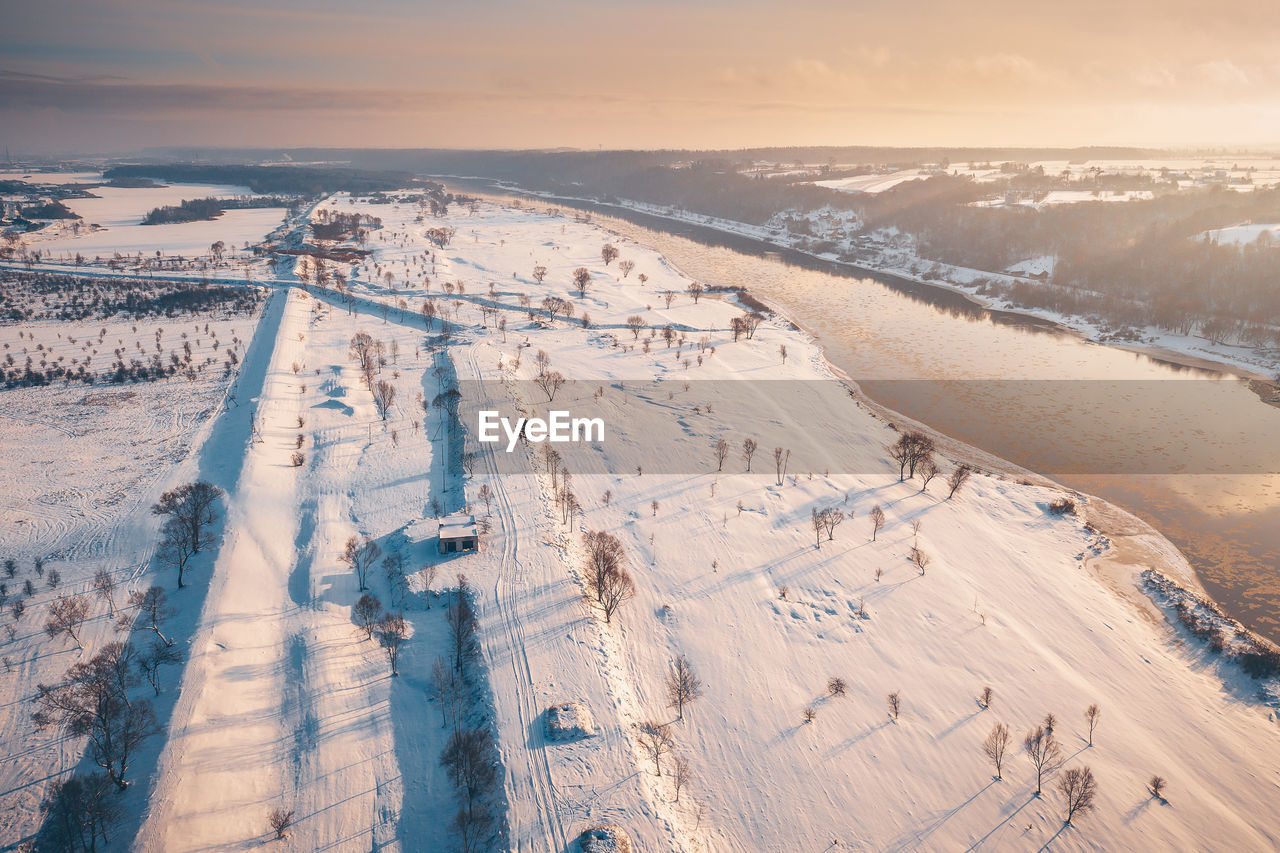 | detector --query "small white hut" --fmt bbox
[438,513,478,555]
